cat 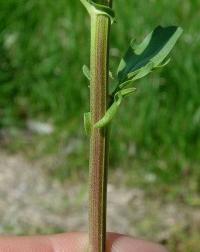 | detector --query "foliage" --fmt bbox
[94,25,182,128]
